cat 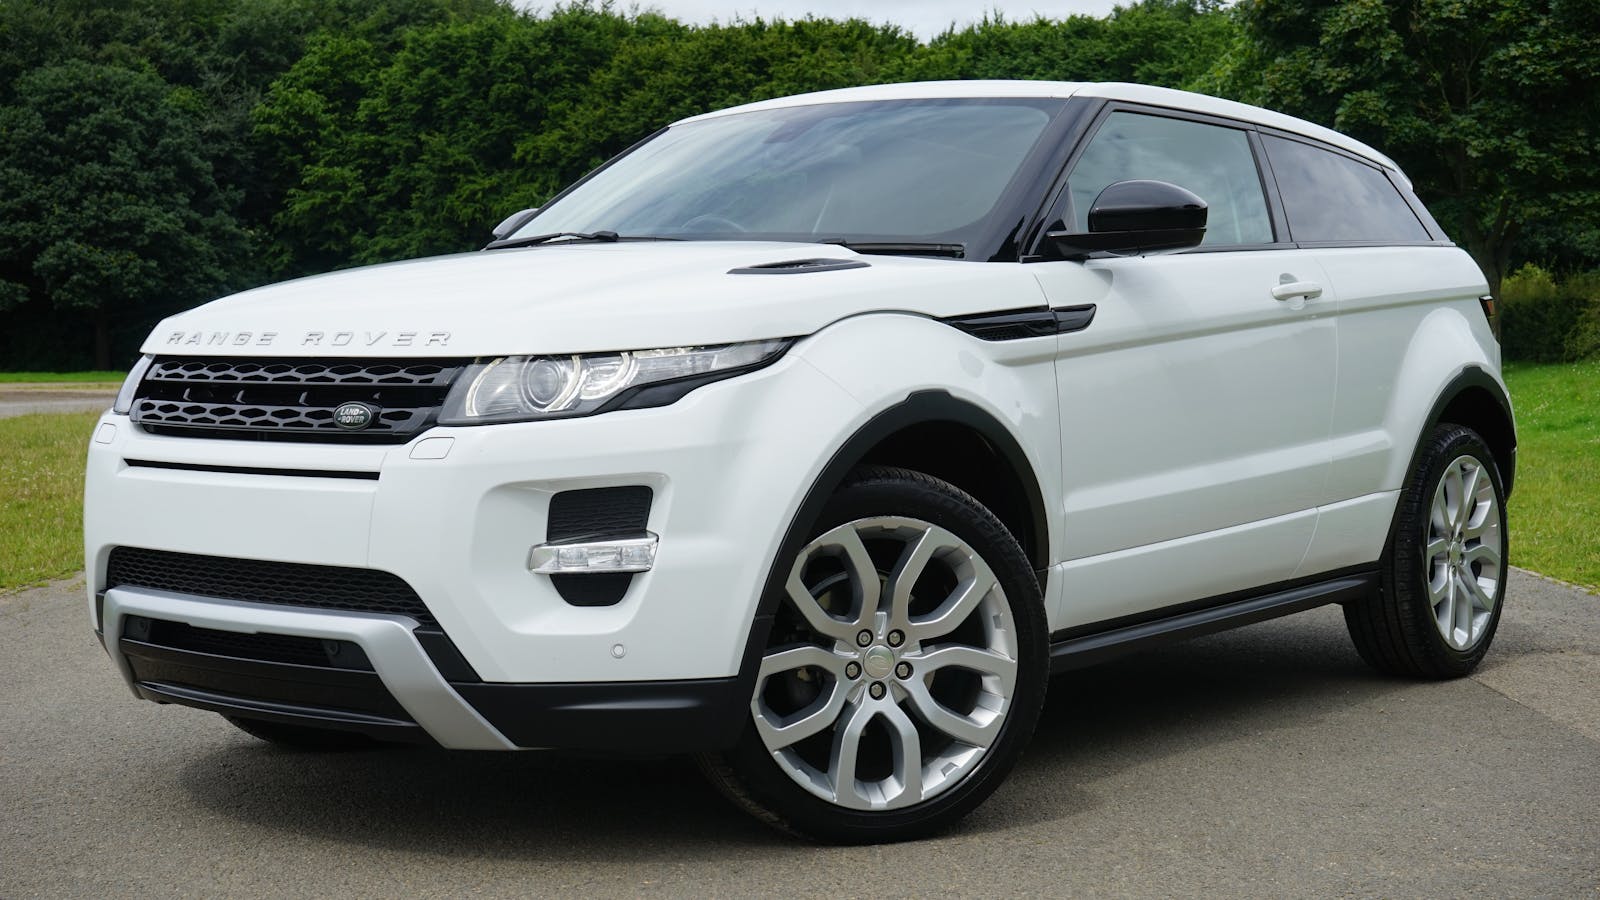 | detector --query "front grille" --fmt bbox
[130,356,468,443]
[106,547,438,628]
[148,358,457,386]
